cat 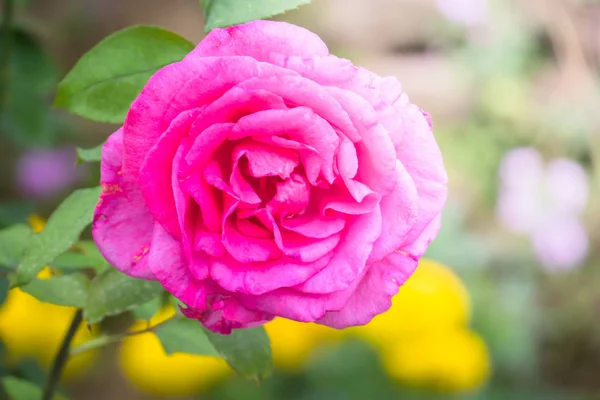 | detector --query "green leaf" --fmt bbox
[132,295,165,321]
[1,376,68,400]
[202,0,311,31]
[51,241,110,272]
[0,277,8,306]
[76,143,104,163]
[0,224,32,268]
[84,268,164,324]
[155,318,219,356]
[0,28,58,146]
[21,273,90,307]
[205,326,272,380]
[55,26,194,124]
[12,187,101,287]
